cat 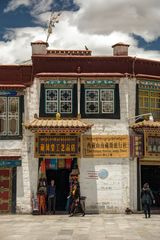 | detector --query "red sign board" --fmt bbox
[35,134,80,158]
